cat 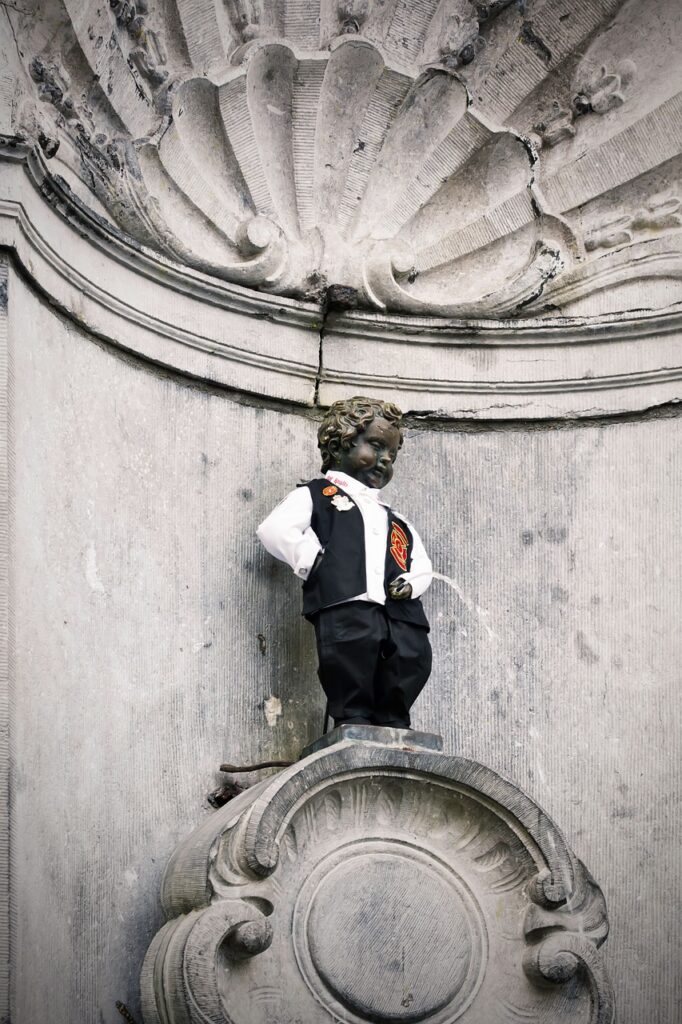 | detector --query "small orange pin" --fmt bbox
[323,485,338,496]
